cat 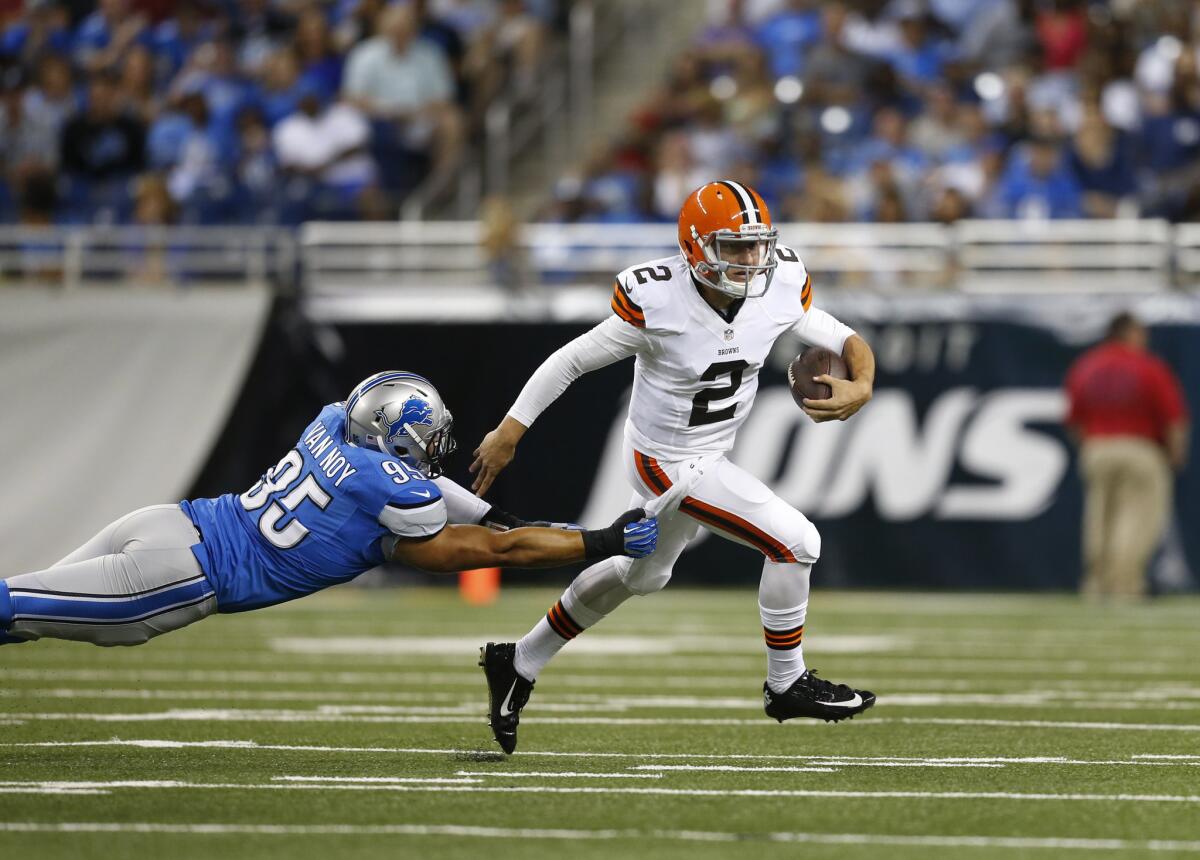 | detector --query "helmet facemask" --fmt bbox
[409,410,457,479]
[690,224,778,299]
